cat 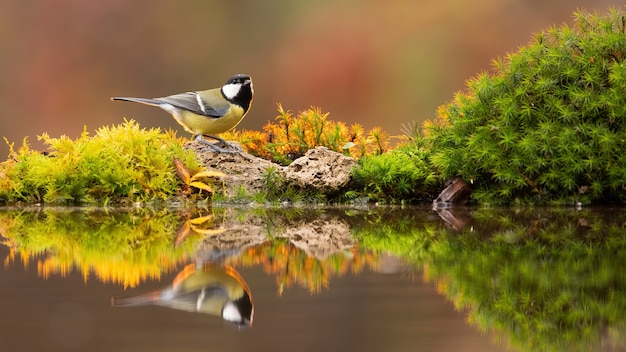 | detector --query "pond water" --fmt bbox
[0,205,624,352]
